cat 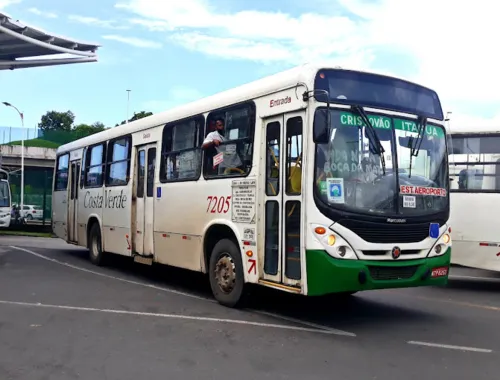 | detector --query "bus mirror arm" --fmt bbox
[303,89,331,140]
